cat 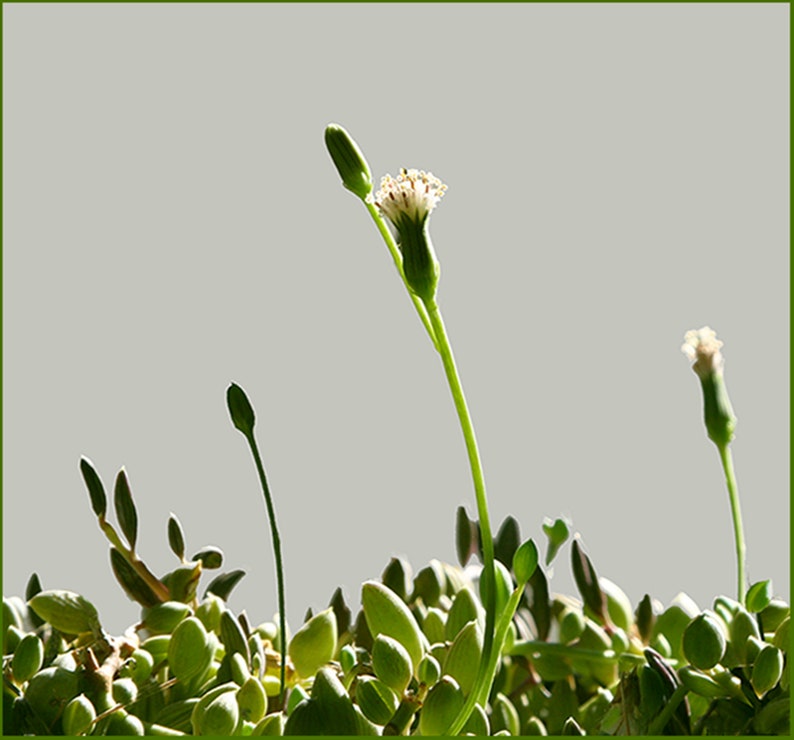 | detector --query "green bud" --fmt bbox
[746,580,773,613]
[28,590,100,636]
[252,712,286,736]
[412,560,446,607]
[168,616,213,683]
[752,644,784,697]
[227,383,256,437]
[361,581,427,674]
[524,716,548,735]
[381,557,413,603]
[683,613,726,670]
[141,601,192,635]
[12,632,44,683]
[417,654,441,686]
[288,607,337,678]
[491,693,521,736]
[324,124,372,200]
[445,587,484,641]
[237,677,268,723]
[24,666,81,727]
[62,694,96,736]
[443,620,483,696]
[355,676,400,726]
[418,676,464,736]
[372,634,413,695]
